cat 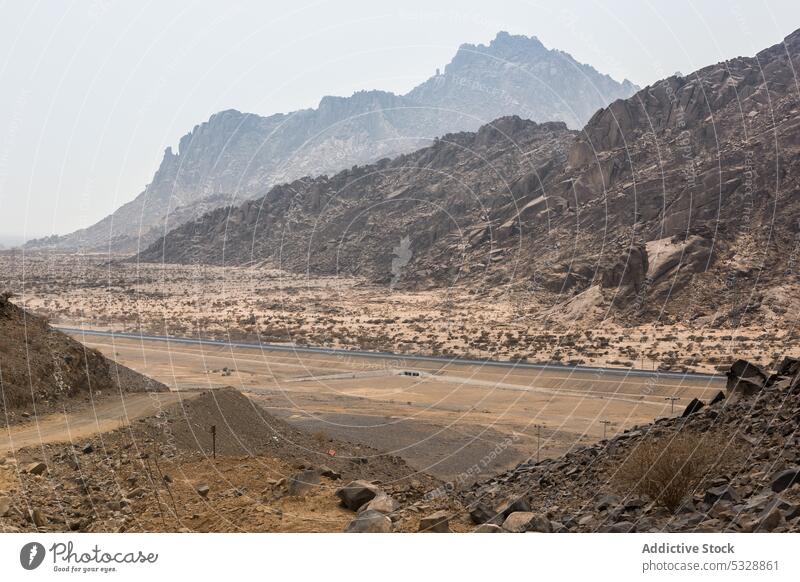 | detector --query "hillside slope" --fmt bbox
[0,293,165,420]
